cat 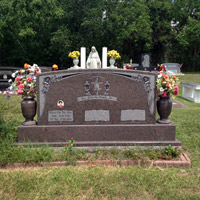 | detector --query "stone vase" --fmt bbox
[72,59,79,69]
[21,96,37,126]
[157,95,172,124]
[109,58,116,68]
